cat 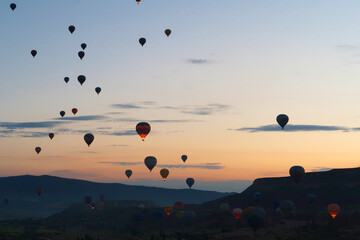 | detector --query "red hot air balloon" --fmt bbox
[78,51,85,60]
[36,187,42,196]
[49,133,54,140]
[84,133,94,147]
[31,50,37,57]
[328,203,340,218]
[136,122,150,141]
[233,208,243,219]
[136,0,141,4]
[72,108,78,115]
[35,147,41,154]
[68,25,75,34]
